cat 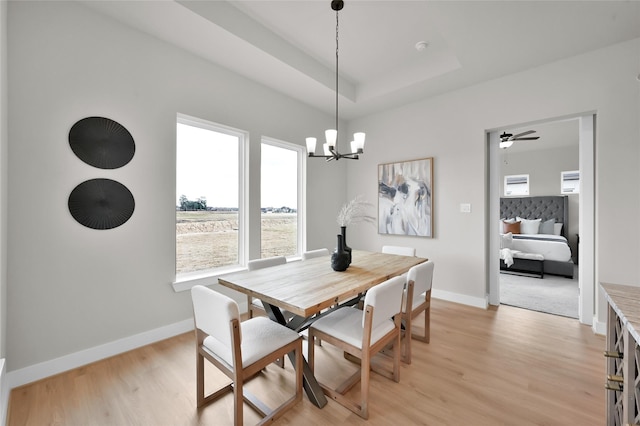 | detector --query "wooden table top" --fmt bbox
[601,282,640,342]
[218,250,427,318]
